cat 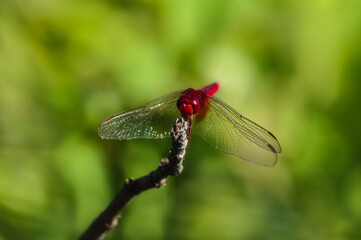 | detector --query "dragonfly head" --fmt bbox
[177,89,201,117]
